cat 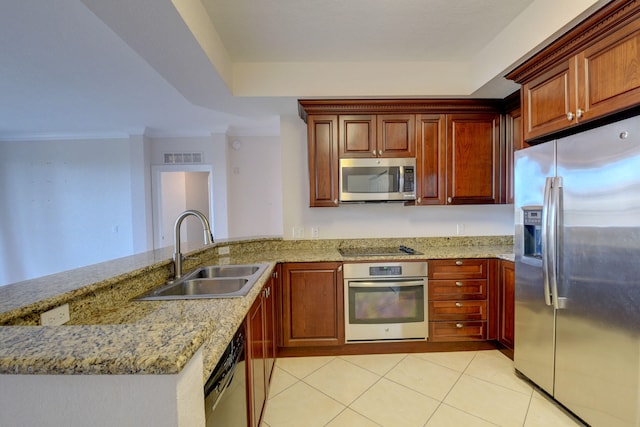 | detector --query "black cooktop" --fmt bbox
[338,245,422,257]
